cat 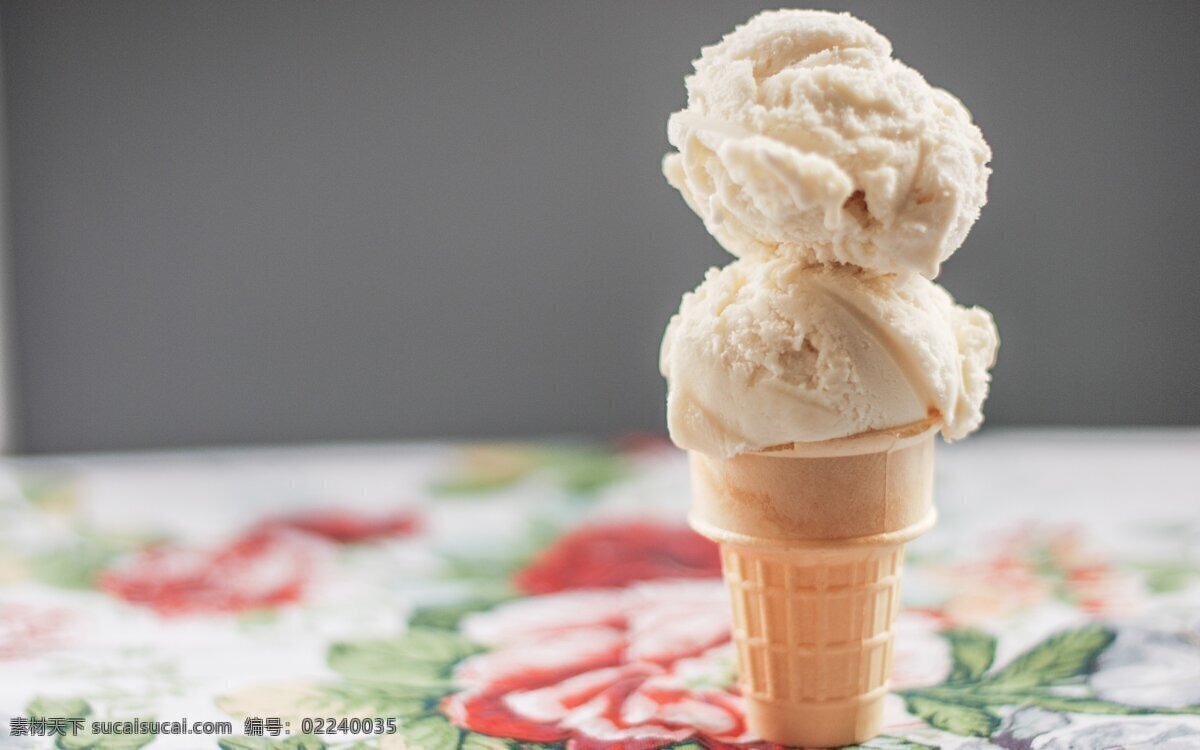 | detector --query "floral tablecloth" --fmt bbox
[1,431,1198,750]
